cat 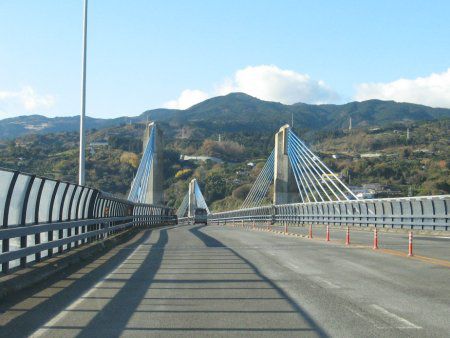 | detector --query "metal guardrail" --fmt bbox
[208,195,450,231]
[0,168,176,274]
